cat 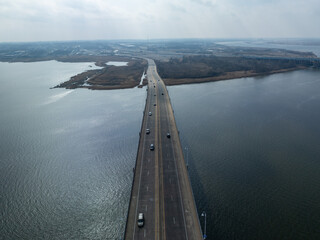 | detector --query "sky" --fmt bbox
[0,0,320,42]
